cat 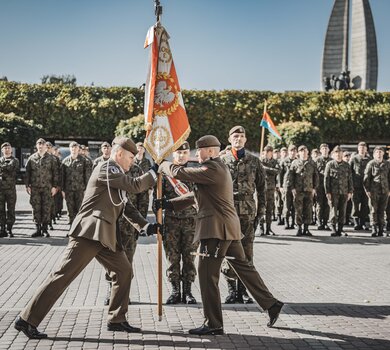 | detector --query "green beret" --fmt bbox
[112,137,138,155]
[358,141,367,147]
[298,145,307,151]
[374,146,385,153]
[195,135,221,149]
[229,125,246,136]
[69,141,80,148]
[264,145,273,152]
[332,145,342,153]
[101,141,111,148]
[36,138,46,144]
[1,142,11,149]
[320,143,329,149]
[176,141,190,151]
